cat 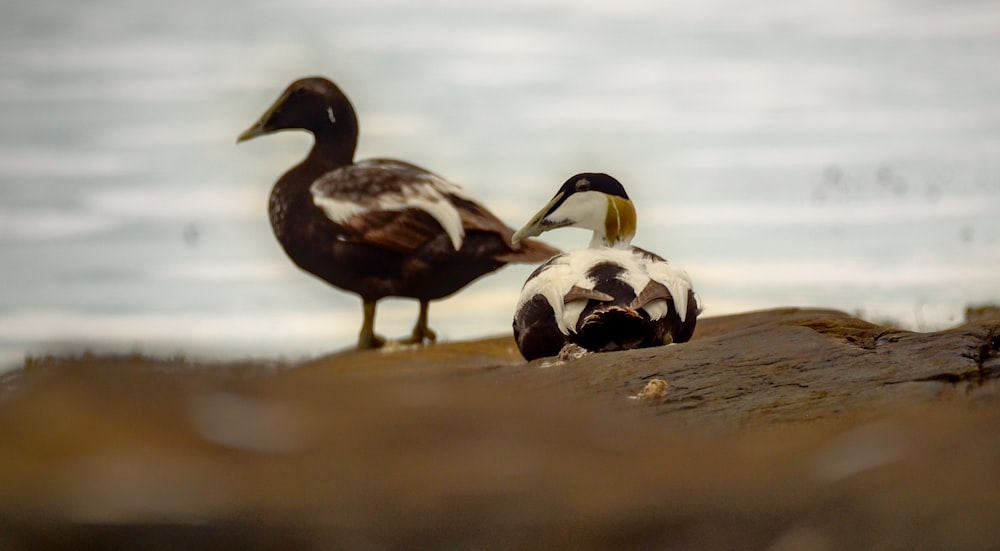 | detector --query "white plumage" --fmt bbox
[517,248,695,336]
